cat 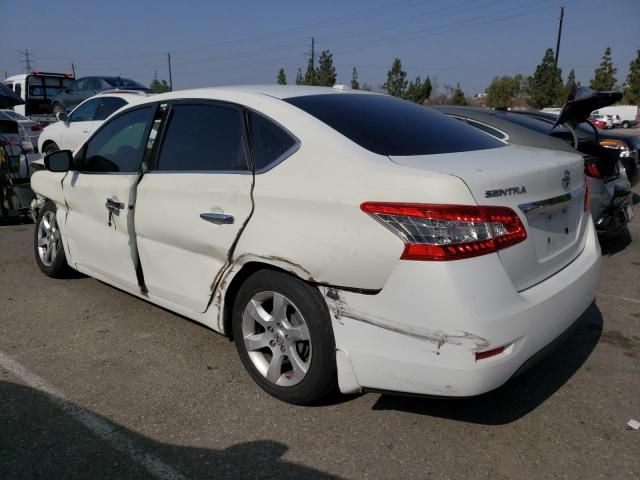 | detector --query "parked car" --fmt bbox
[588,116,607,129]
[511,109,639,188]
[50,76,151,114]
[592,105,639,129]
[0,109,43,151]
[38,91,149,155]
[430,102,634,235]
[0,128,35,222]
[3,72,74,125]
[590,114,612,129]
[32,86,601,404]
